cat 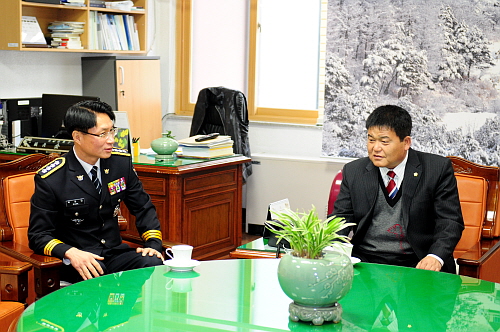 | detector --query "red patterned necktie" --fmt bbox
[386,170,397,199]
